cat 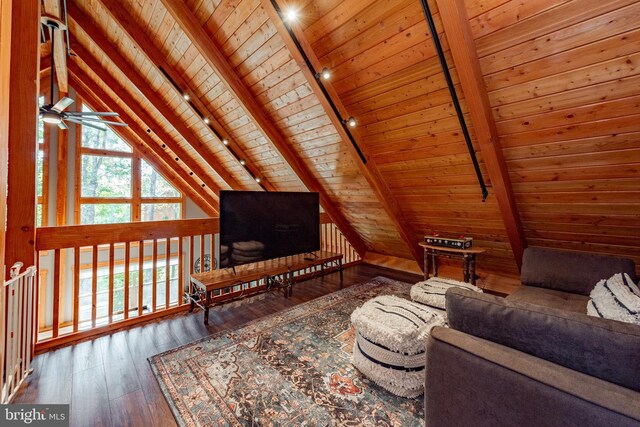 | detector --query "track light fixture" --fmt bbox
[284,8,298,22]
[345,116,357,128]
[316,67,331,80]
